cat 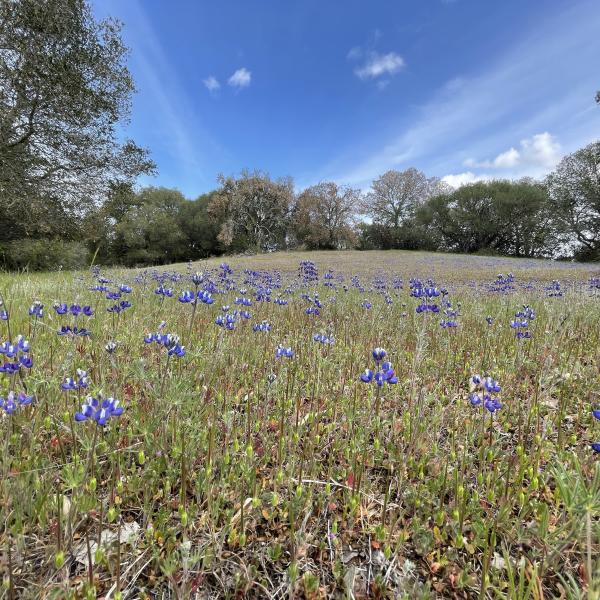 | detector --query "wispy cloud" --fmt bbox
[99,0,229,194]
[228,67,252,88]
[203,75,220,93]
[354,51,405,80]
